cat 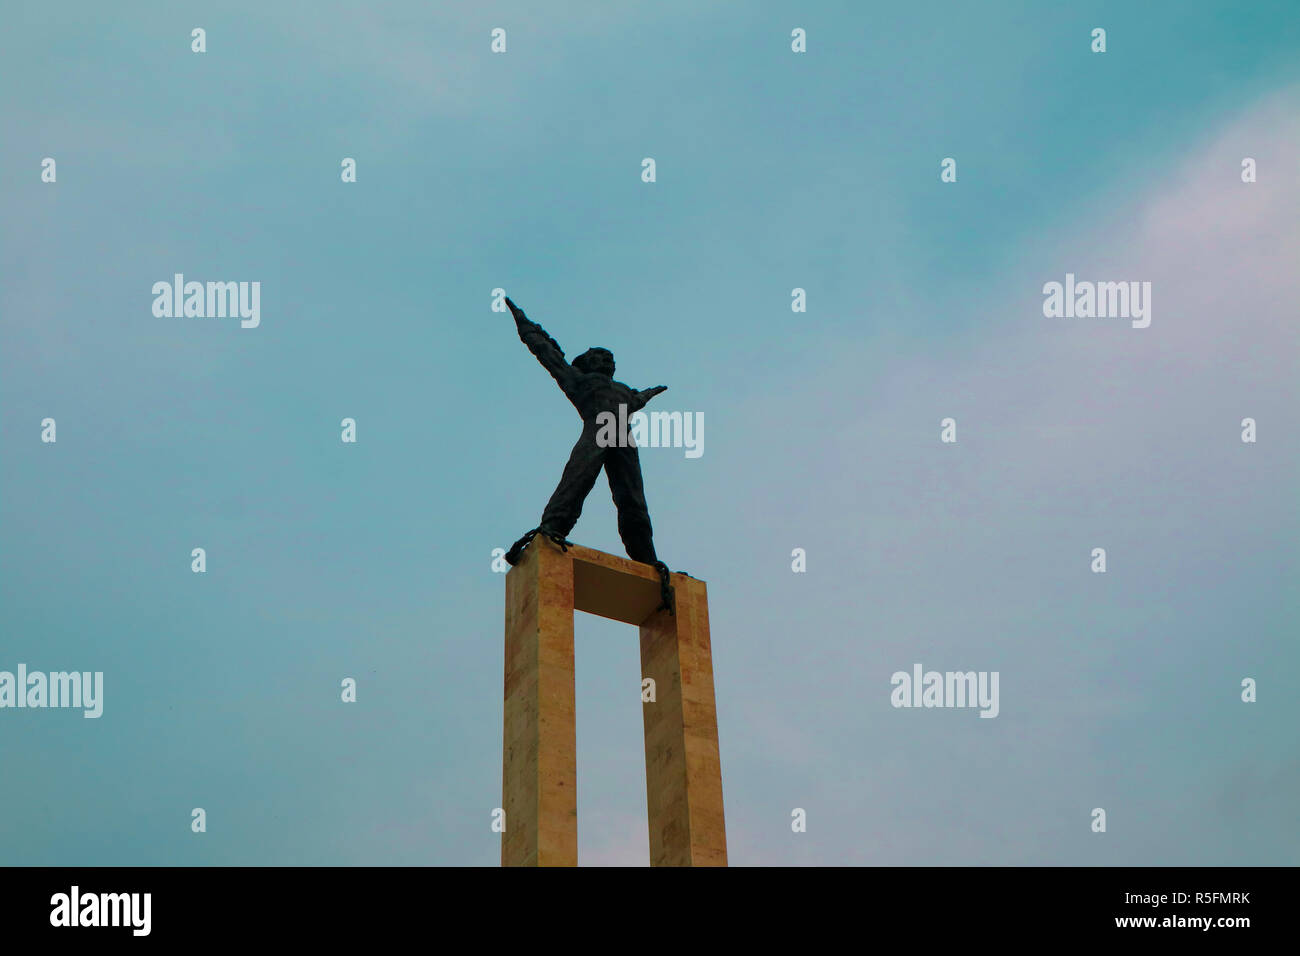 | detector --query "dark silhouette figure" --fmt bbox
[503,297,674,608]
